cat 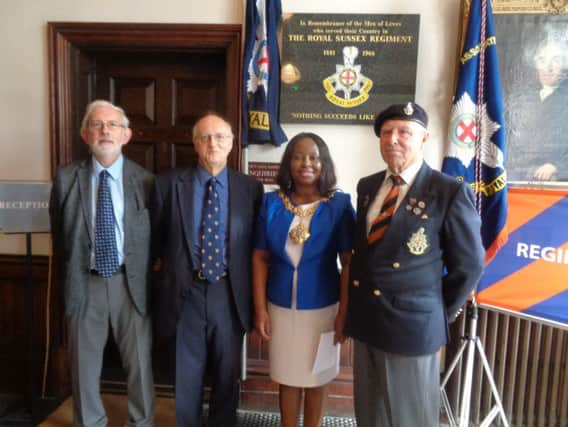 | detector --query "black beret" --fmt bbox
[373,102,429,136]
